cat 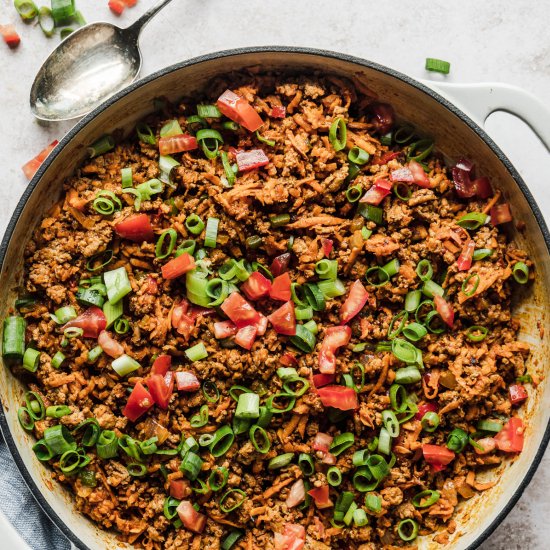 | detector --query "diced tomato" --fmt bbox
[321,239,333,258]
[21,140,58,179]
[369,102,395,134]
[267,301,296,336]
[340,280,369,324]
[171,300,195,341]
[176,501,206,534]
[409,160,431,187]
[236,149,269,172]
[509,384,528,405]
[360,178,392,205]
[0,24,21,49]
[254,313,268,336]
[371,151,401,166]
[108,0,126,15]
[221,292,261,328]
[270,105,286,119]
[158,134,198,155]
[62,307,106,339]
[457,239,475,271]
[216,89,263,132]
[122,0,137,5]
[122,382,154,421]
[390,168,414,183]
[275,523,306,550]
[312,432,333,453]
[146,275,159,295]
[422,444,455,471]
[161,253,196,279]
[175,371,200,392]
[317,385,358,410]
[494,417,524,453]
[474,437,497,455]
[318,326,352,374]
[279,352,298,367]
[270,253,291,277]
[98,330,124,358]
[321,452,337,465]
[213,320,238,339]
[235,325,258,350]
[472,176,493,198]
[187,306,215,320]
[434,295,454,328]
[415,402,438,420]
[285,479,306,509]
[241,271,272,300]
[169,479,189,500]
[490,203,513,226]
[114,213,154,242]
[270,273,291,301]
[452,158,476,198]
[307,485,333,509]
[312,373,335,388]
[151,354,171,376]
[147,372,174,409]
